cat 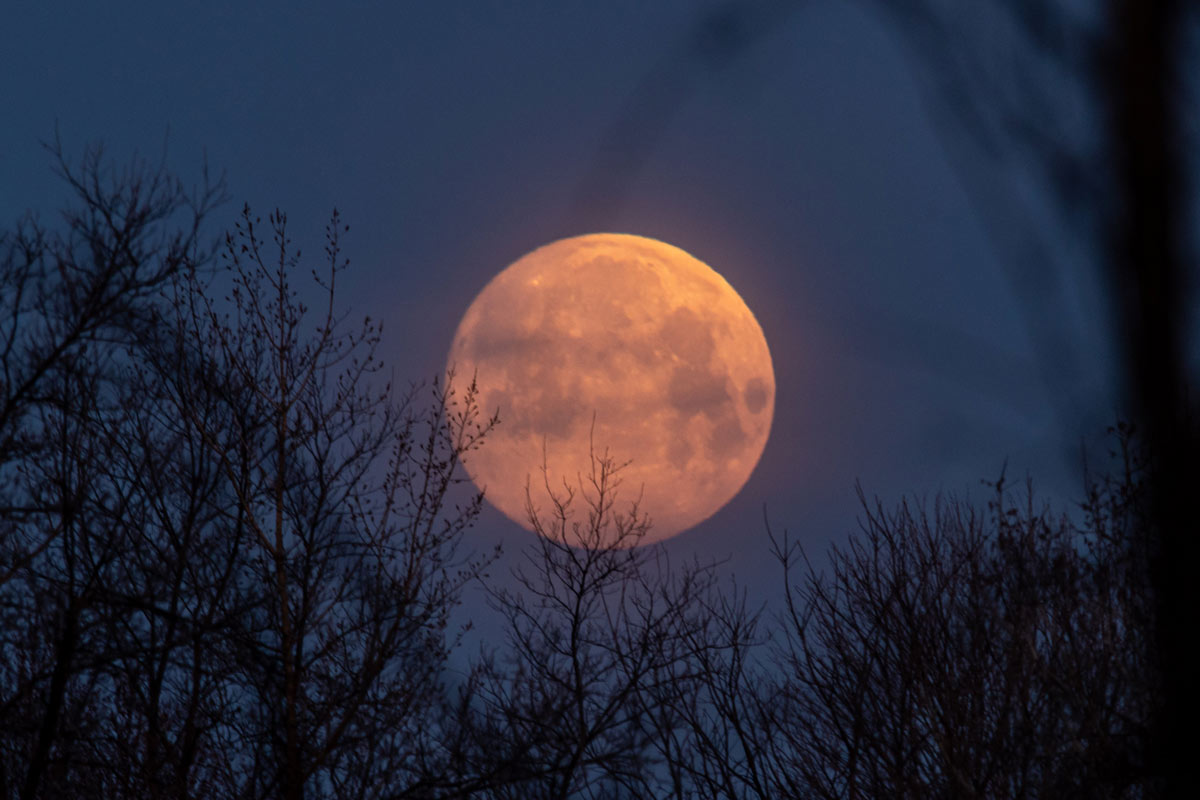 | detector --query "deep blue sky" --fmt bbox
[1,2,1117,590]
